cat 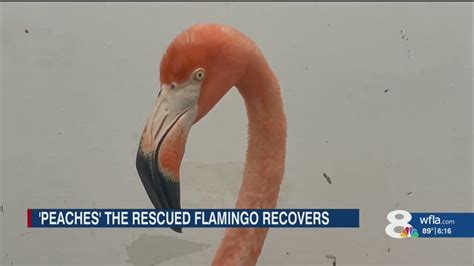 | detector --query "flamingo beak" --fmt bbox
[136,87,199,233]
